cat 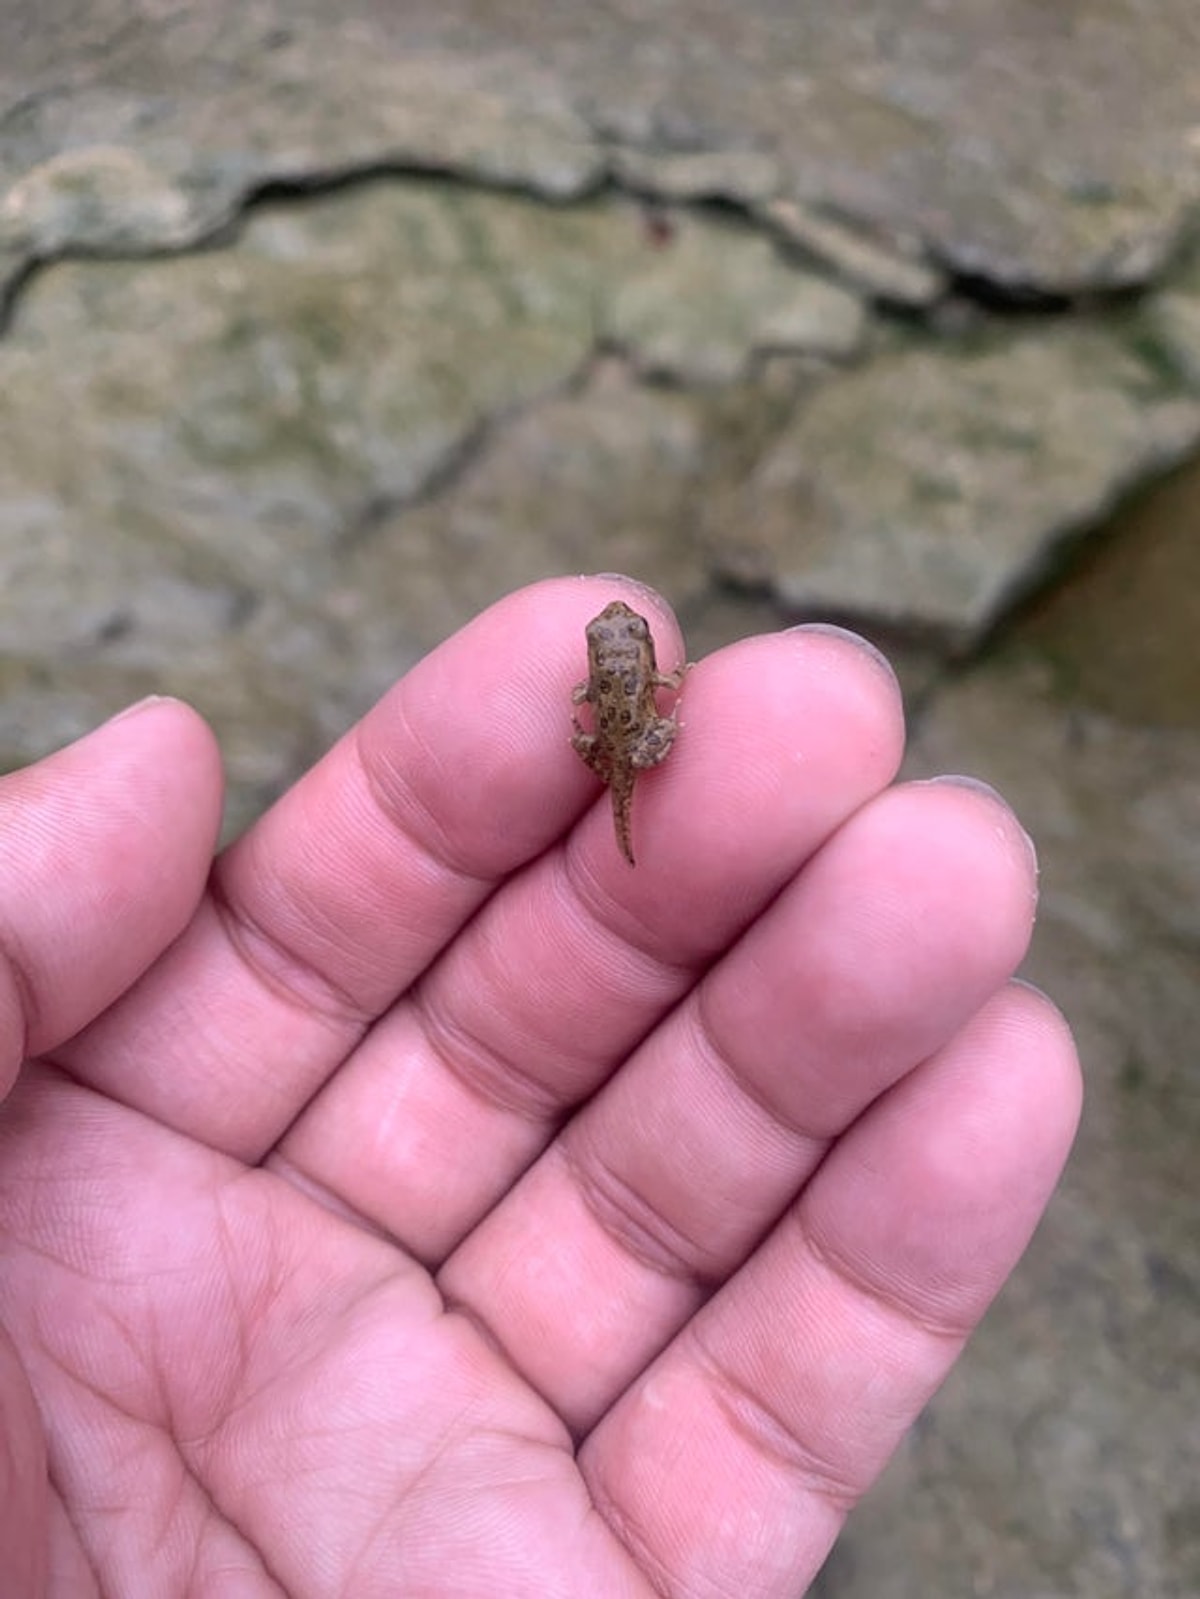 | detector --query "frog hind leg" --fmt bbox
[572,712,616,785]
[629,712,679,771]
[571,679,601,768]
[572,729,605,775]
